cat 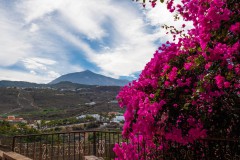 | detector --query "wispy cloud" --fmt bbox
[0,0,190,83]
[0,68,52,83]
[0,7,31,67]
